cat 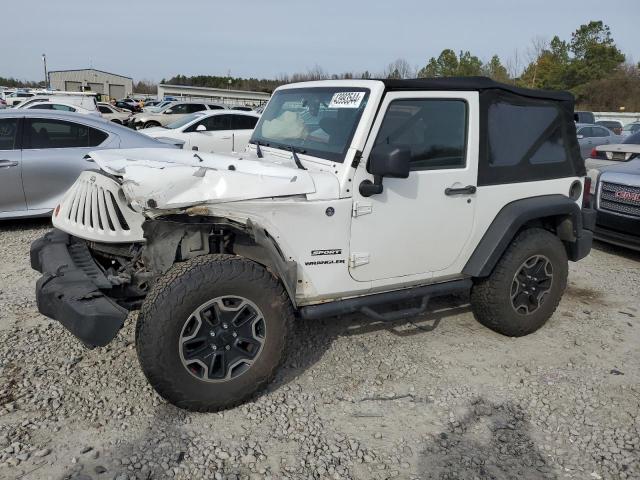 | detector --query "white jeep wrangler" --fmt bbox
[31,78,596,411]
